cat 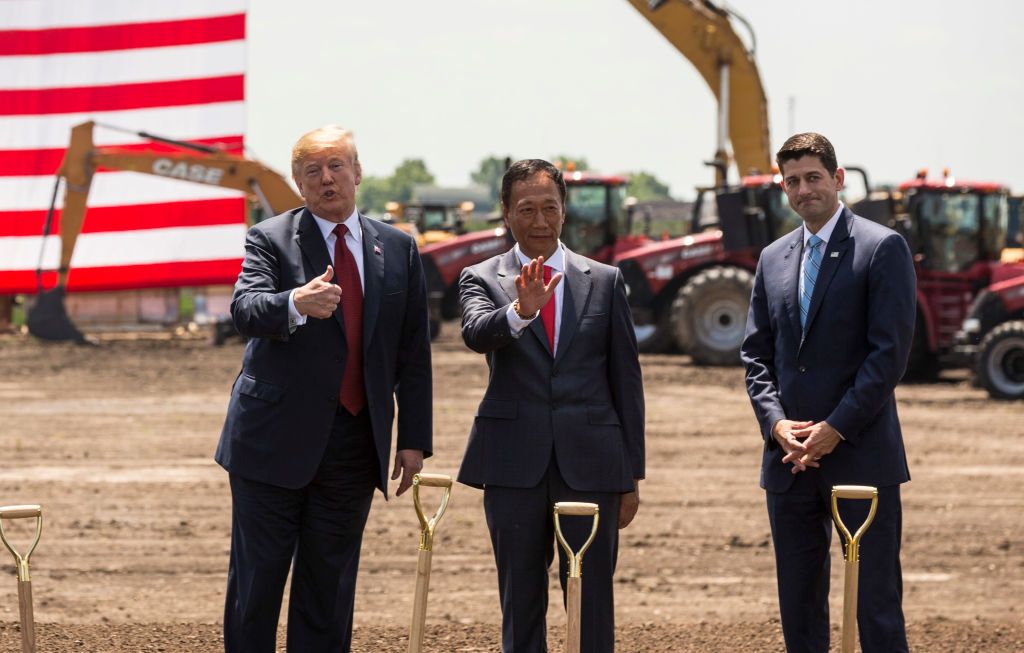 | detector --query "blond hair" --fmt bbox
[291,125,359,178]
